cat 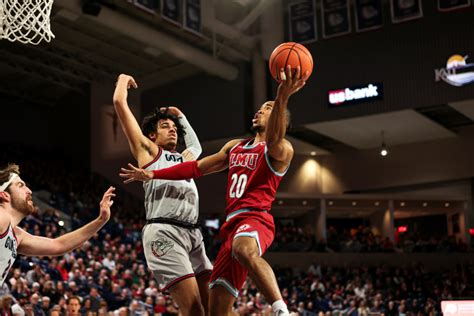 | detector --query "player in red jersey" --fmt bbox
[120,65,308,316]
